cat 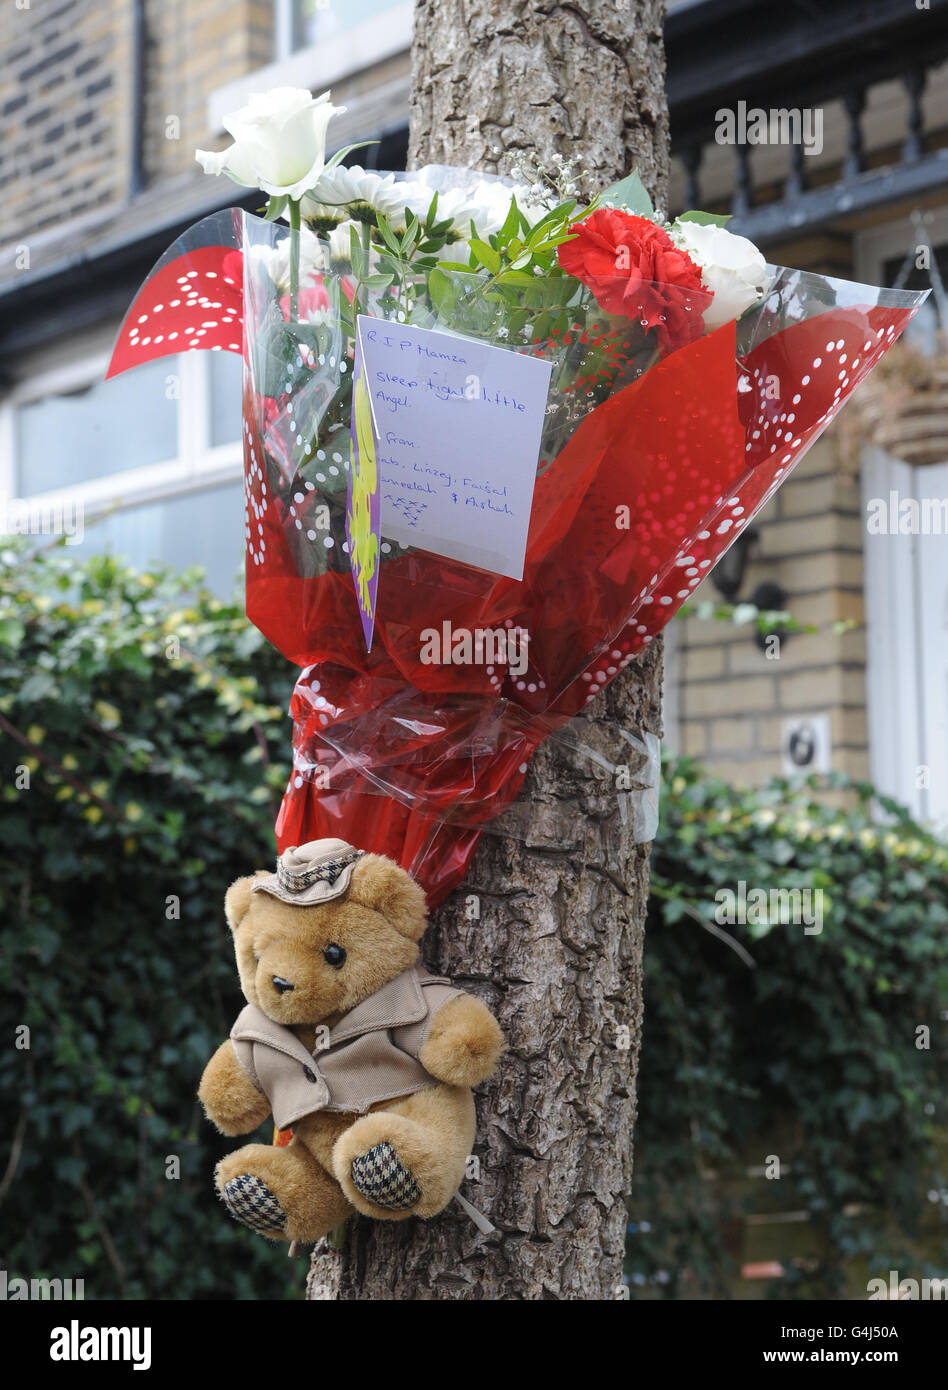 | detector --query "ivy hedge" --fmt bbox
[1,543,945,1300]
[628,761,948,1298]
[0,542,297,1299]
